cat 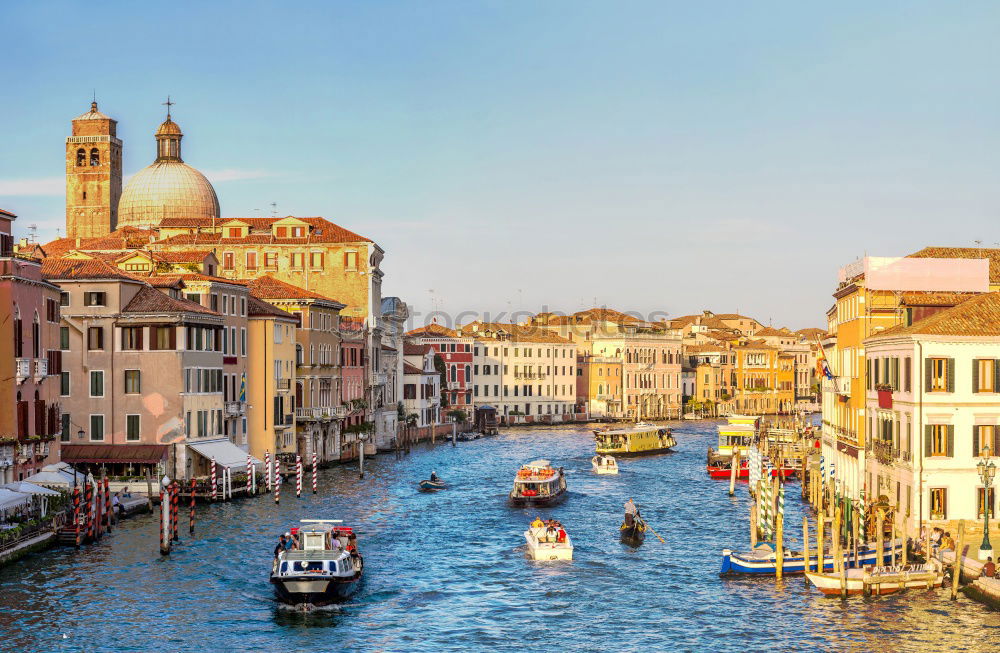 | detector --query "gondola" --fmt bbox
[620,512,646,546]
